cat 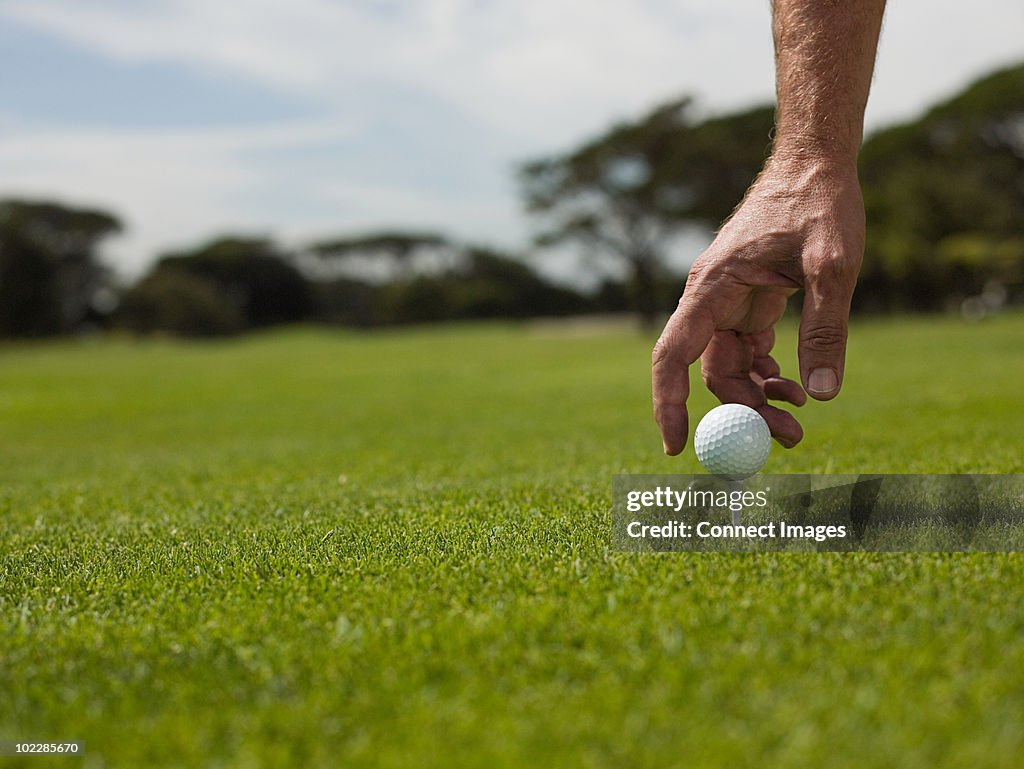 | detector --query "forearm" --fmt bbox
[770,0,886,165]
